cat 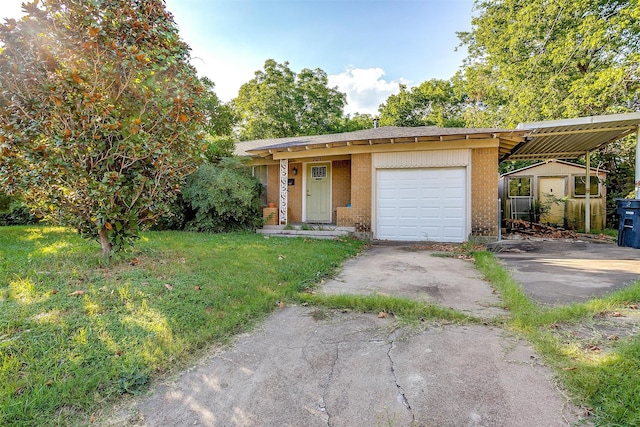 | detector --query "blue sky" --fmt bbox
[0,0,476,115]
